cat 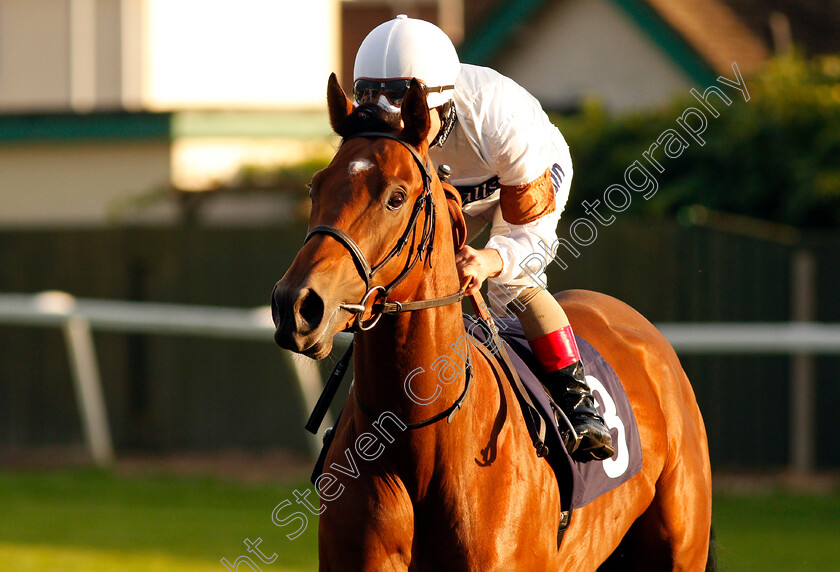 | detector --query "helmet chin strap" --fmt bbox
[430,100,457,148]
